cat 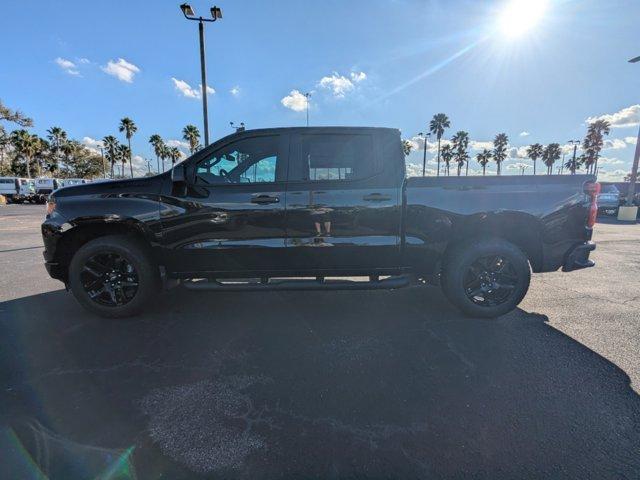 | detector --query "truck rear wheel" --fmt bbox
[68,235,160,318]
[441,238,531,318]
